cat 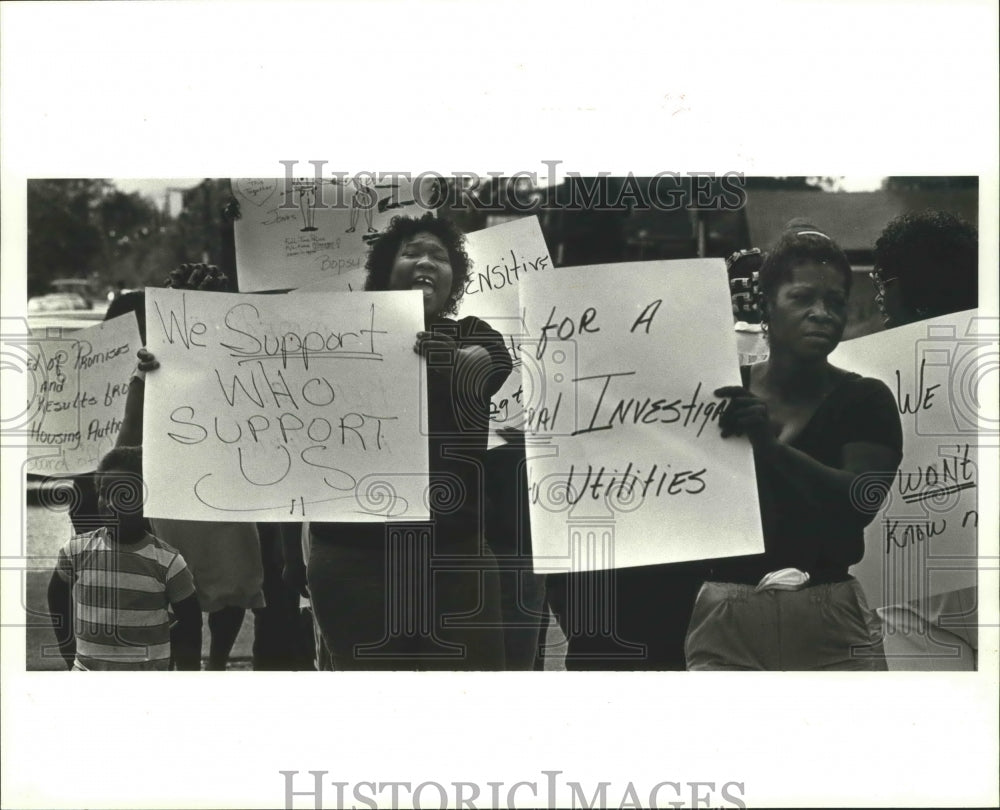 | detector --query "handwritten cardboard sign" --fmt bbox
[24,315,142,476]
[142,288,429,522]
[518,260,765,573]
[459,217,553,441]
[232,176,436,292]
[830,310,993,607]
